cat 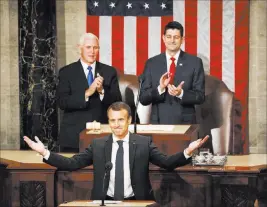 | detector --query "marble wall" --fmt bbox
[0,0,20,149]
[18,0,58,150]
[249,0,267,154]
[0,0,266,153]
